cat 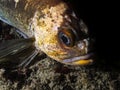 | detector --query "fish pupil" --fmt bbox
[59,32,71,46]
